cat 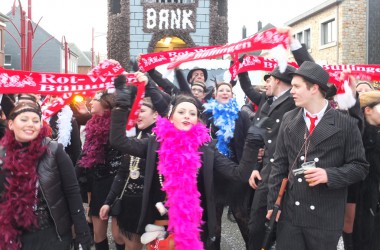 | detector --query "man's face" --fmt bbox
[265,76,278,96]
[290,76,314,108]
[190,70,205,83]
